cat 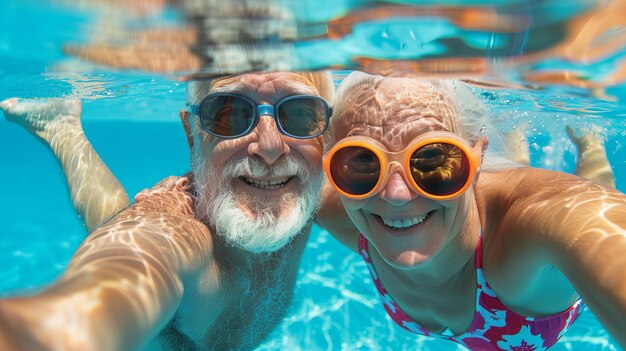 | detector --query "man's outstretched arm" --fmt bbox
[0,176,213,351]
